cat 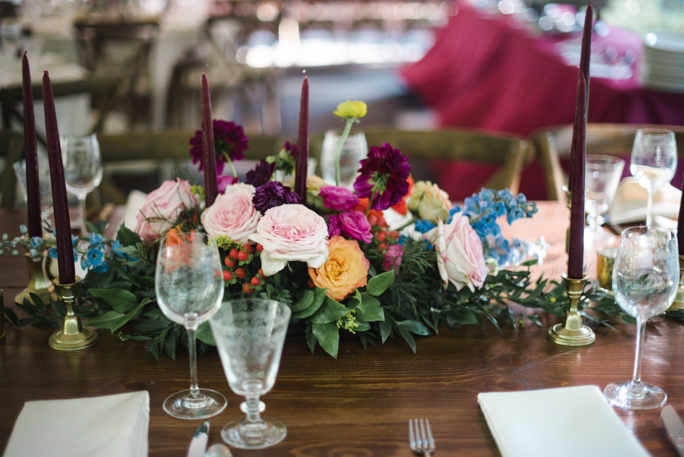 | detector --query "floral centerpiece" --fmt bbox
[4,101,630,359]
